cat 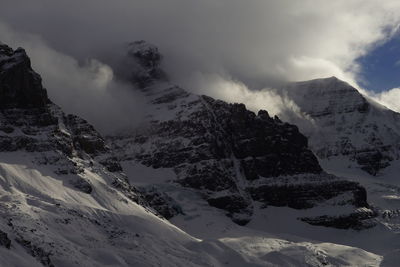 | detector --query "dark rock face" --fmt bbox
[355,149,392,176]
[112,86,327,224]
[249,177,368,209]
[131,93,322,179]
[107,44,373,227]
[300,208,376,230]
[16,237,54,267]
[123,40,167,88]
[0,43,142,204]
[64,114,107,156]
[0,106,109,179]
[0,230,11,249]
[110,81,370,227]
[110,175,141,204]
[207,195,251,226]
[0,44,106,157]
[140,186,183,219]
[69,177,93,194]
[99,157,123,172]
[202,96,323,179]
[0,44,49,109]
